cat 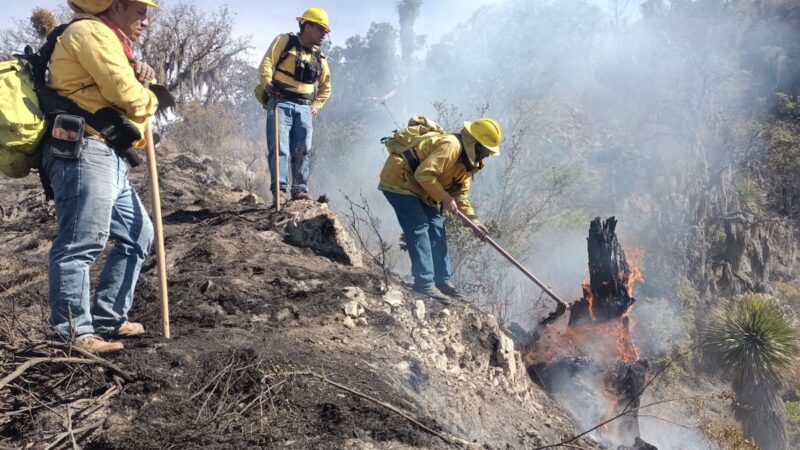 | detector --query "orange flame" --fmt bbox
[617,314,638,363]
[582,282,596,321]
[622,248,645,297]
